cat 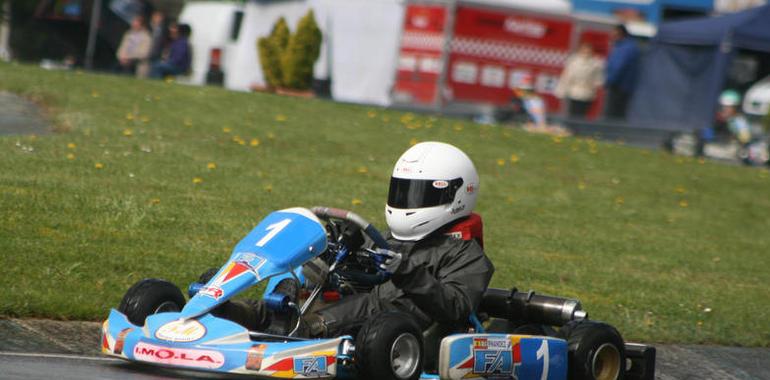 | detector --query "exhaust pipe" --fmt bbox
[481,287,587,326]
